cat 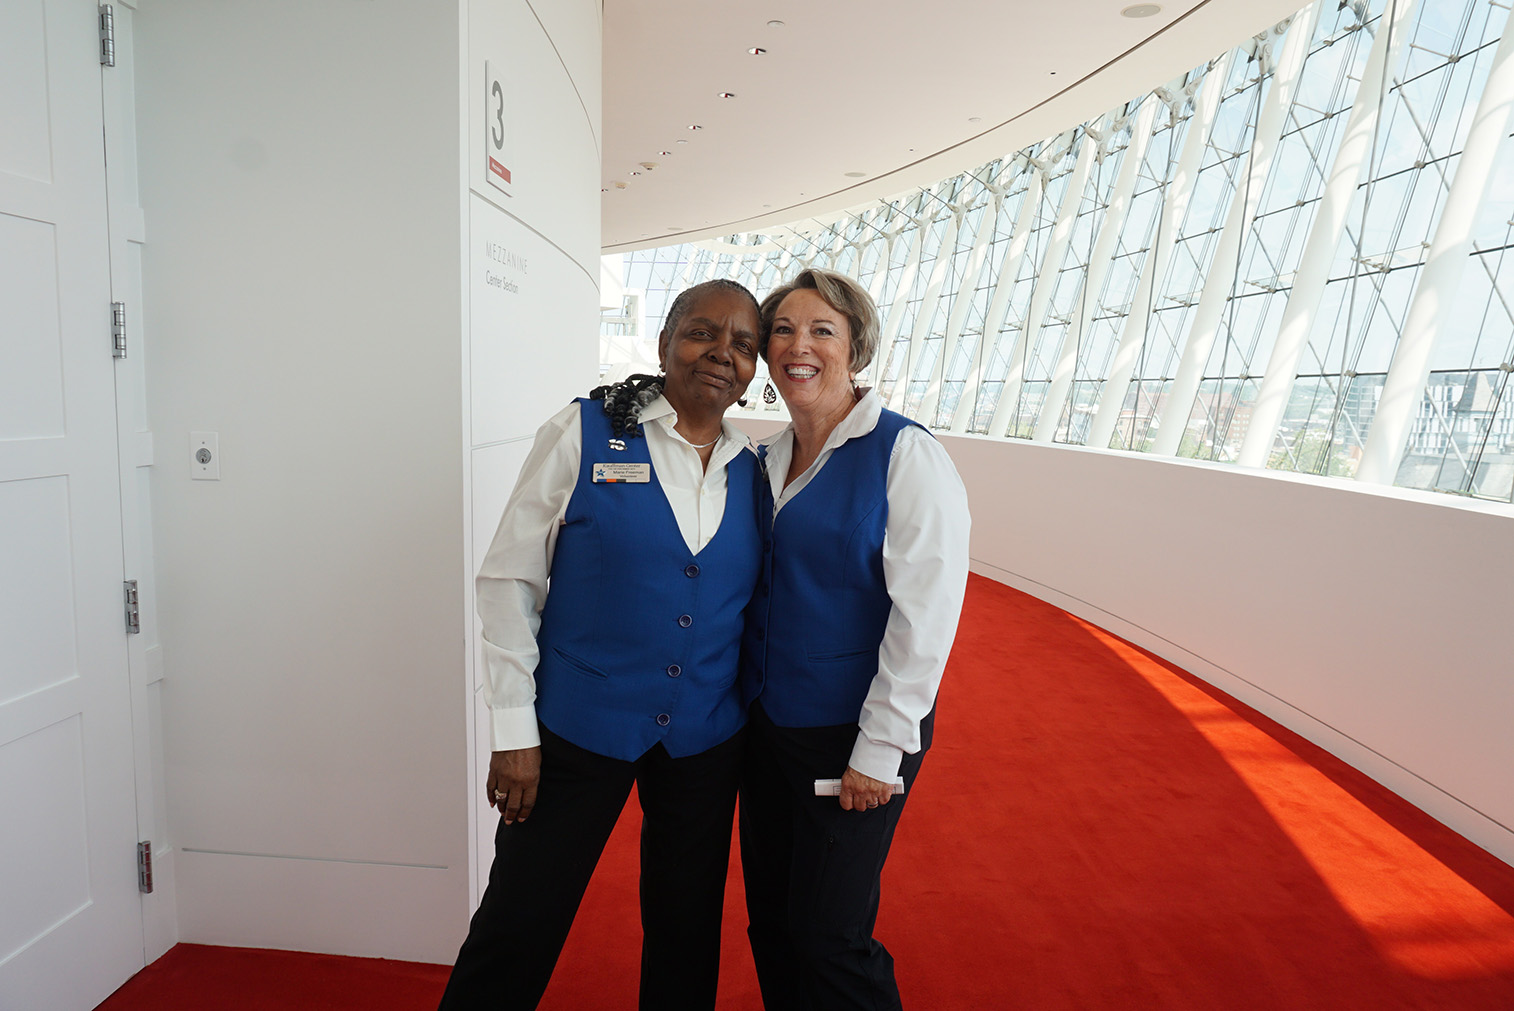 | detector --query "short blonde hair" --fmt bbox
[759,268,881,373]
